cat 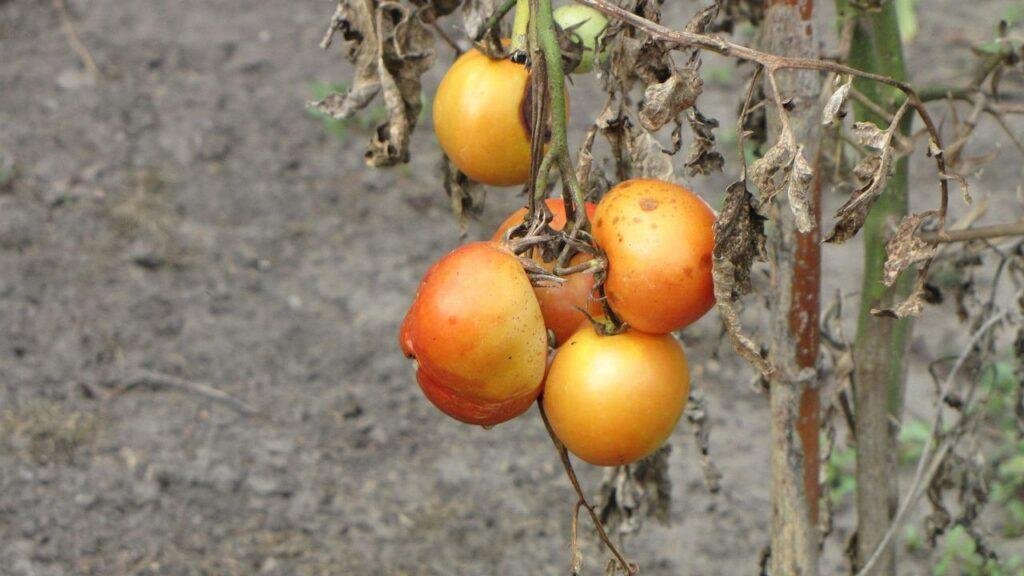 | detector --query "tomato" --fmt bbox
[400,242,548,425]
[542,324,690,466]
[493,199,601,345]
[593,179,716,334]
[553,4,609,74]
[433,48,533,187]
